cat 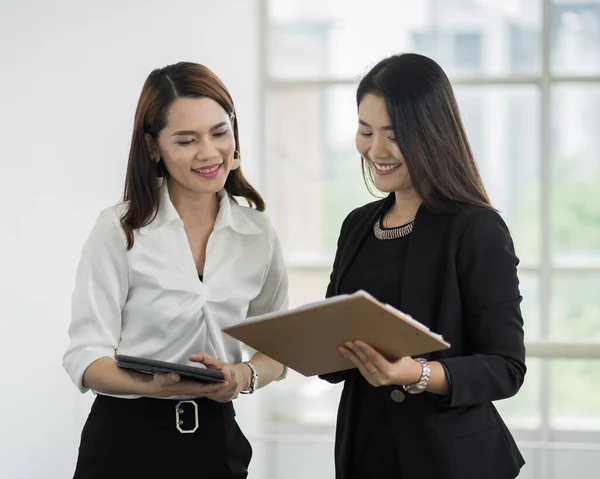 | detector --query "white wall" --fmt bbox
[0,1,263,478]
